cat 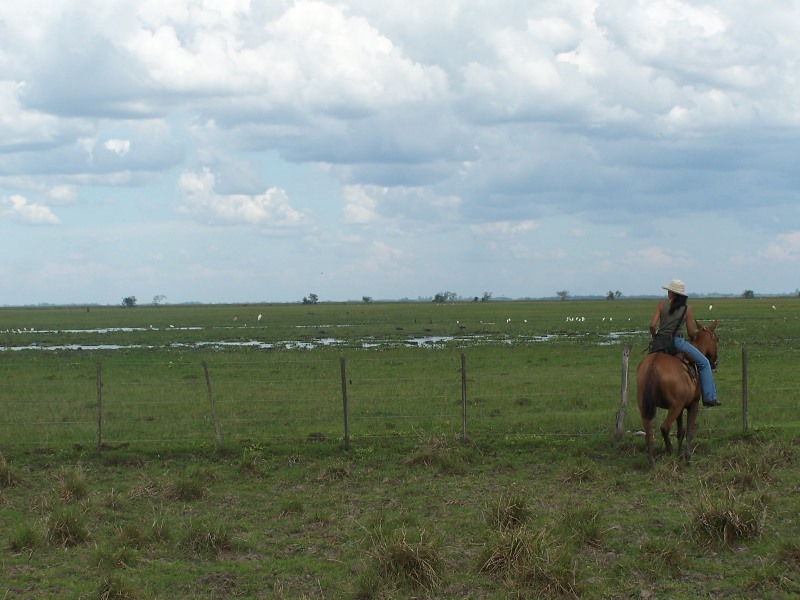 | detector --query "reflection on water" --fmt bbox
[0,326,642,352]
